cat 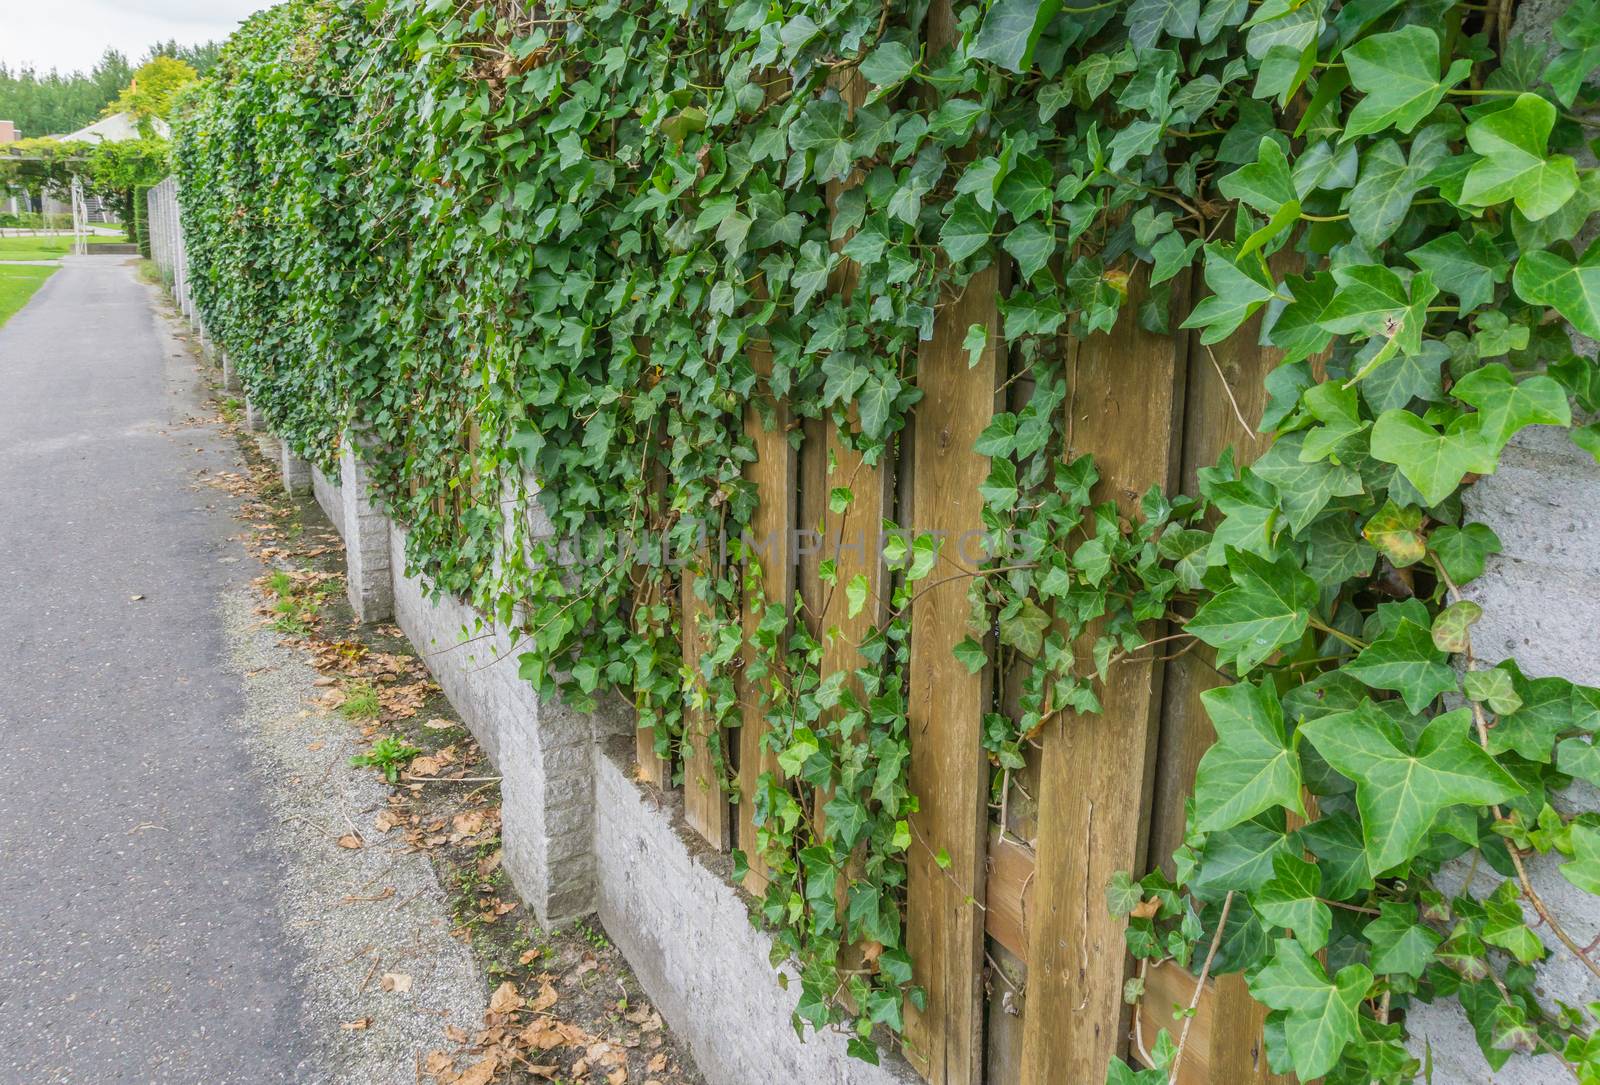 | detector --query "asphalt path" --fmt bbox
[0,256,315,1083]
